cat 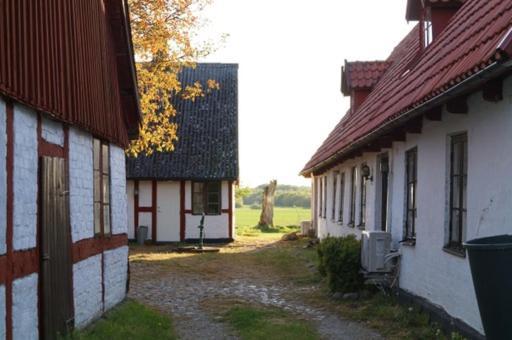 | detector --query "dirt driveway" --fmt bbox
[128,235,382,340]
